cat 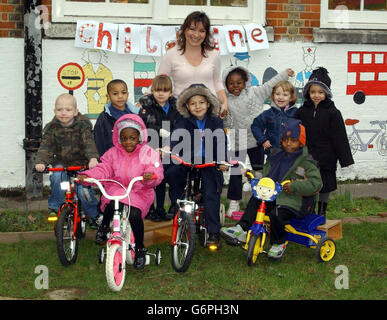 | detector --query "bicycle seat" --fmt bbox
[345,119,359,126]
[289,214,326,233]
